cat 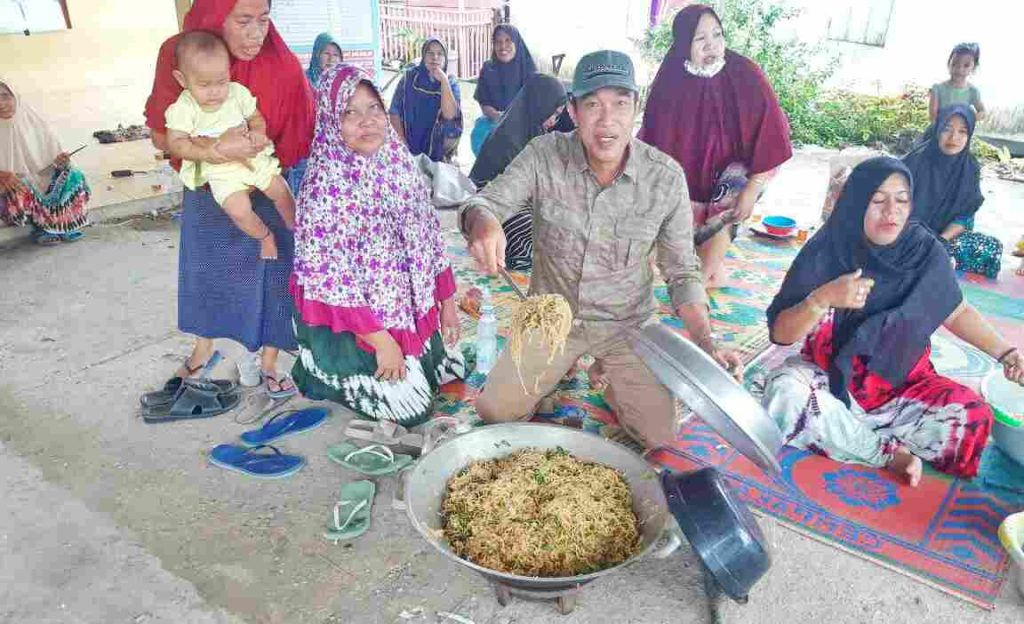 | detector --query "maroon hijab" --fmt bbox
[639,4,792,202]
